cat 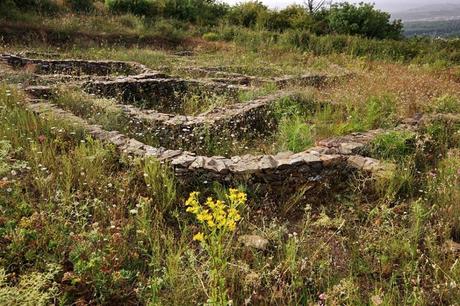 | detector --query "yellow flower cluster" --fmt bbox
[186,189,247,242]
